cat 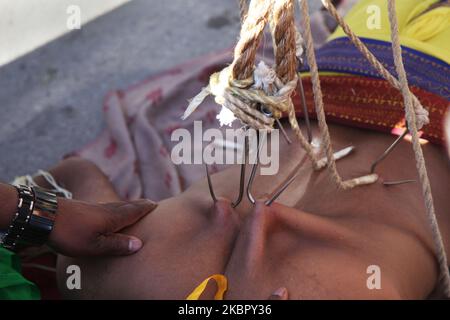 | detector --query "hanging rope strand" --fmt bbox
[299,0,377,189]
[271,0,318,163]
[387,0,450,297]
[238,0,249,23]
